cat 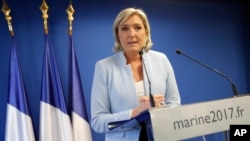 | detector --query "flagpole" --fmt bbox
[66,0,74,36]
[67,1,93,140]
[67,0,74,115]
[39,0,49,35]
[39,1,74,140]
[1,0,14,36]
[2,1,36,141]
